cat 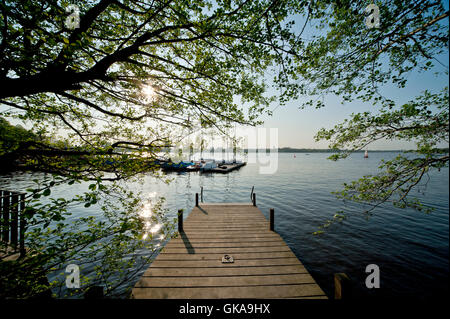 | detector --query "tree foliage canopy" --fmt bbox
[0,0,307,179]
[293,0,448,108]
[0,117,36,157]
[292,0,449,227]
